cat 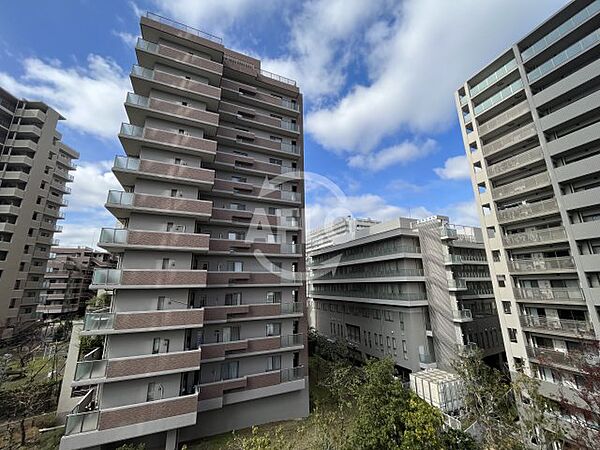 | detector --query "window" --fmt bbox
[222,326,240,342]
[230,202,246,211]
[270,158,283,166]
[232,175,247,183]
[492,250,501,262]
[346,324,361,343]
[266,291,282,303]
[502,301,512,314]
[181,101,188,106]
[152,338,169,354]
[266,323,281,336]
[146,382,163,401]
[384,310,393,322]
[392,337,397,350]
[227,261,243,272]
[508,328,518,343]
[267,355,281,371]
[225,292,242,305]
[220,361,239,380]
[497,275,506,288]
[402,340,408,360]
